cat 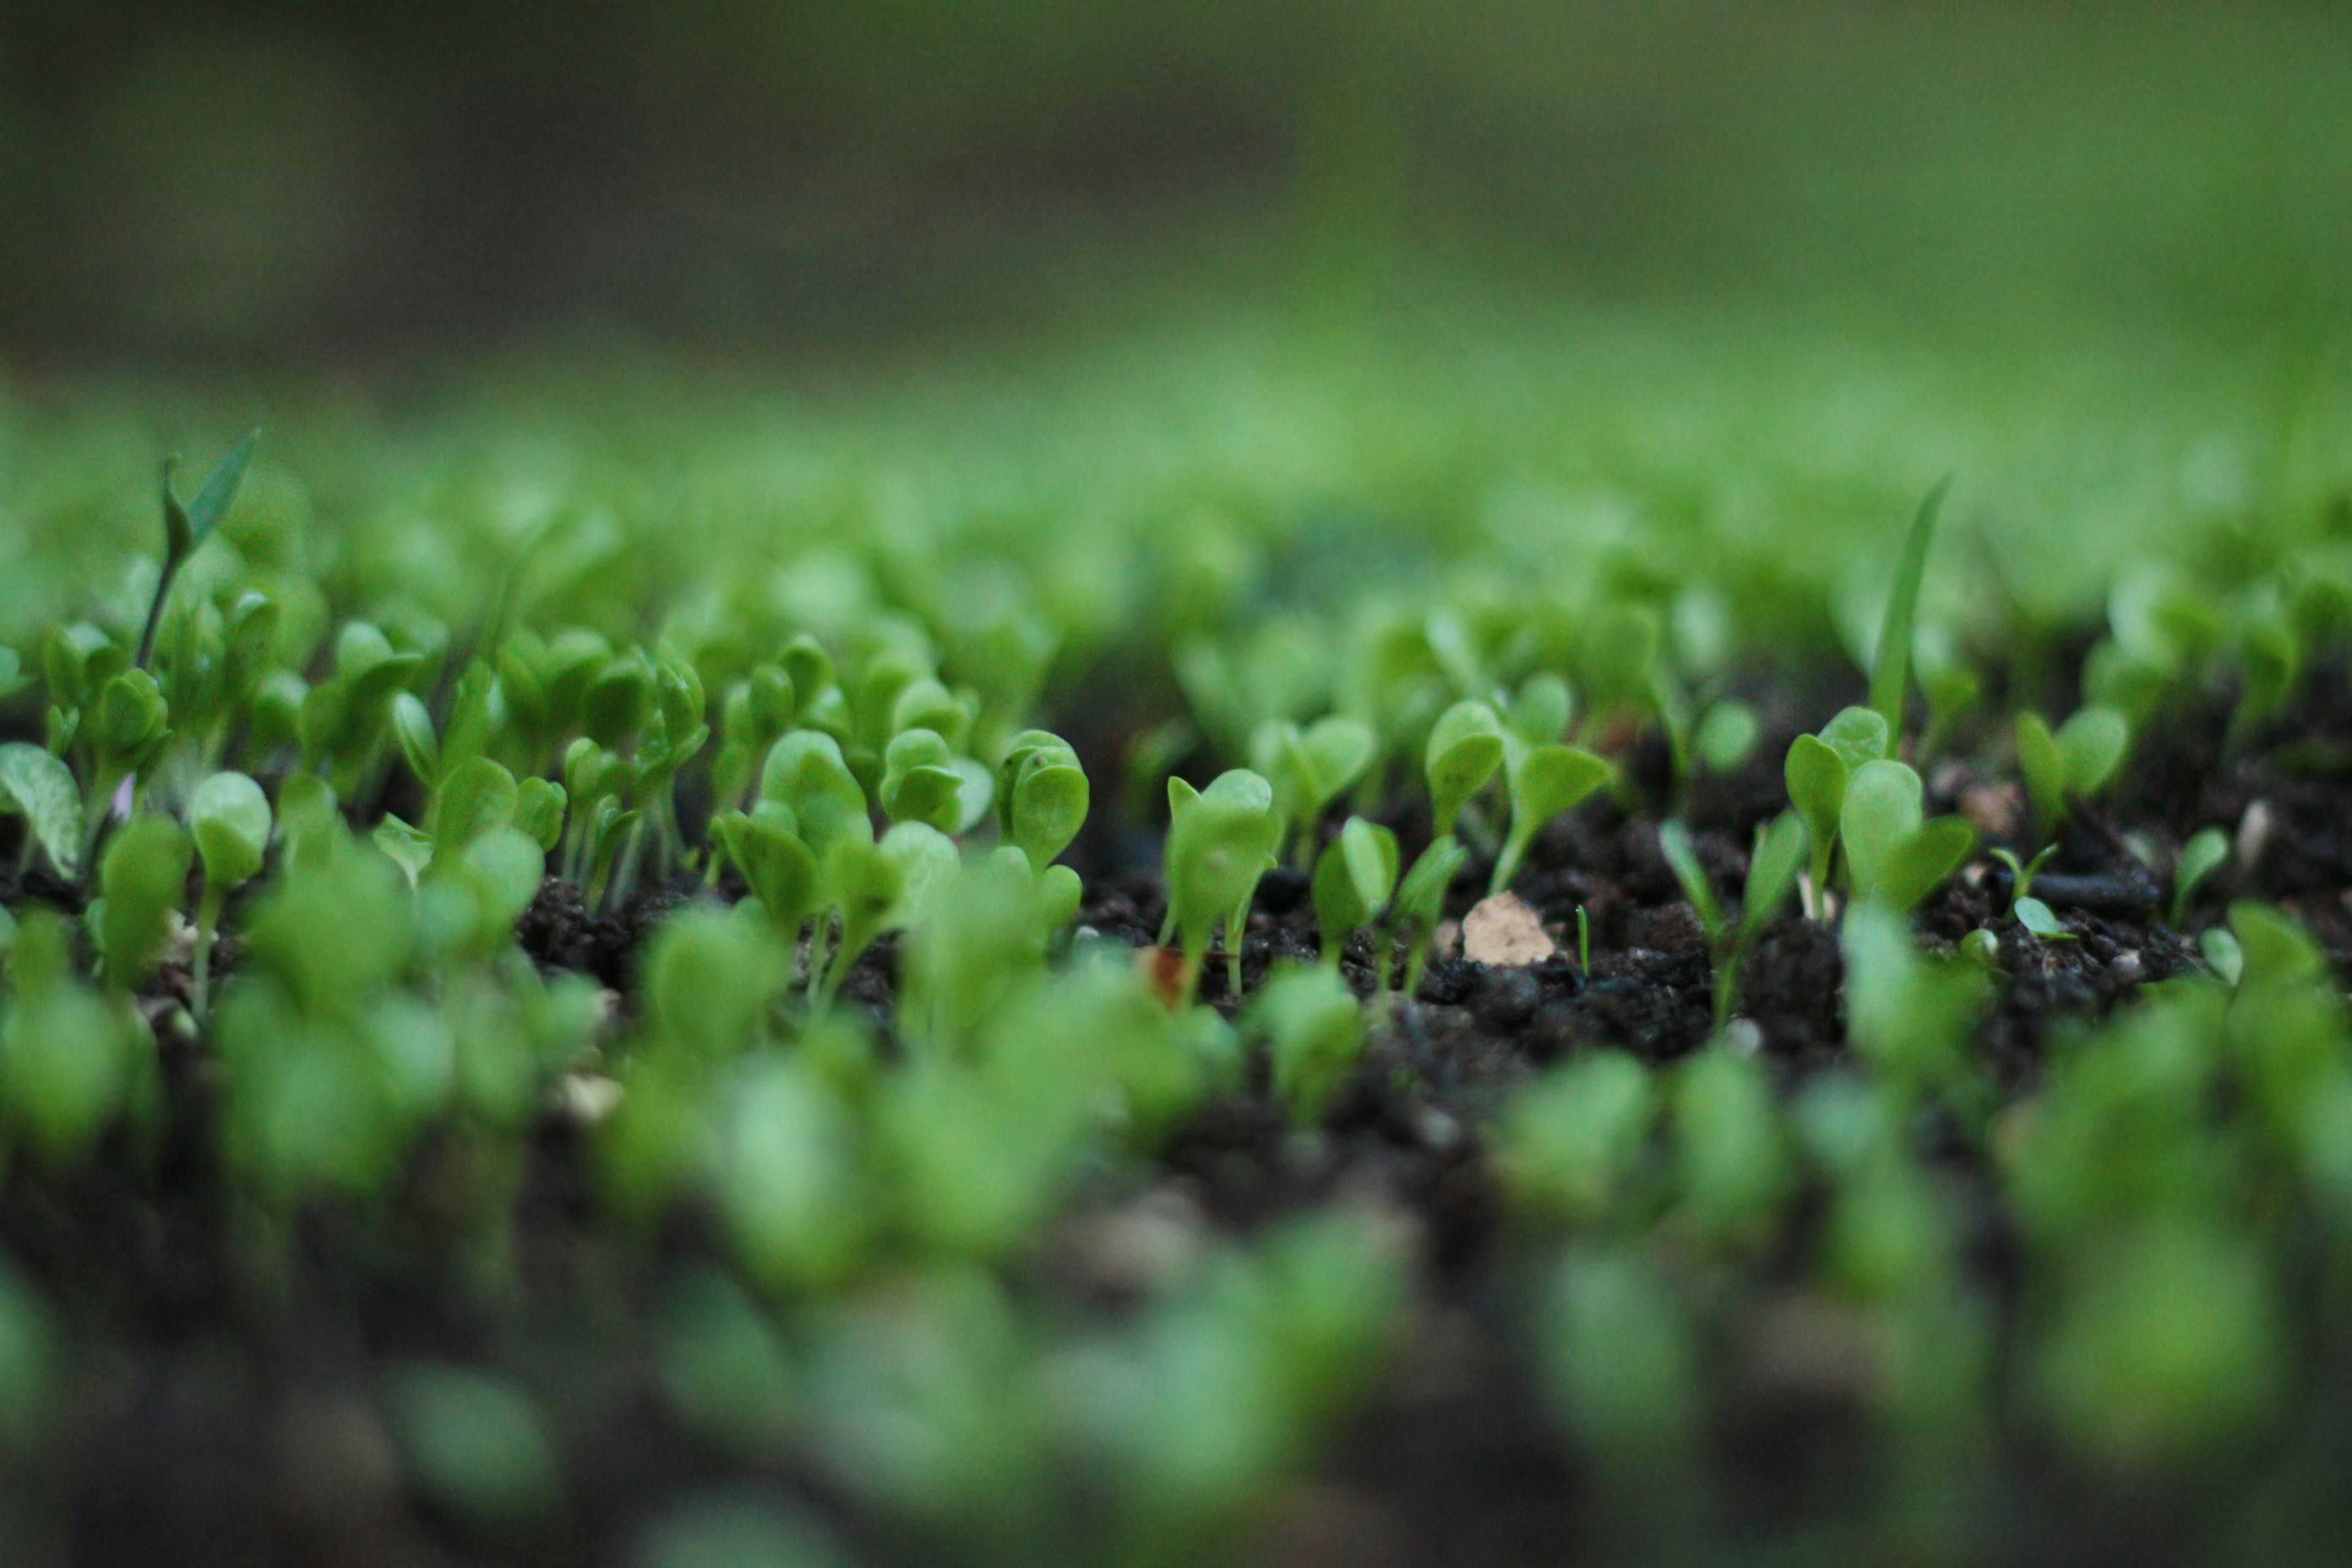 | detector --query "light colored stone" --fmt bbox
[1461,892,1557,966]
